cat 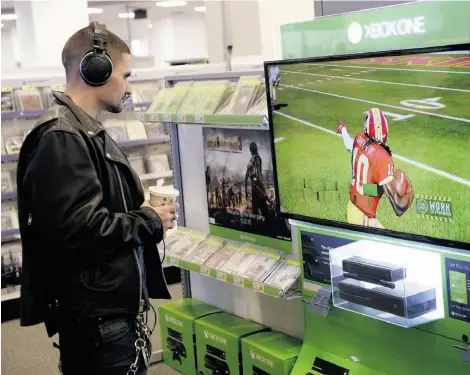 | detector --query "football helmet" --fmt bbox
[364,108,388,143]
